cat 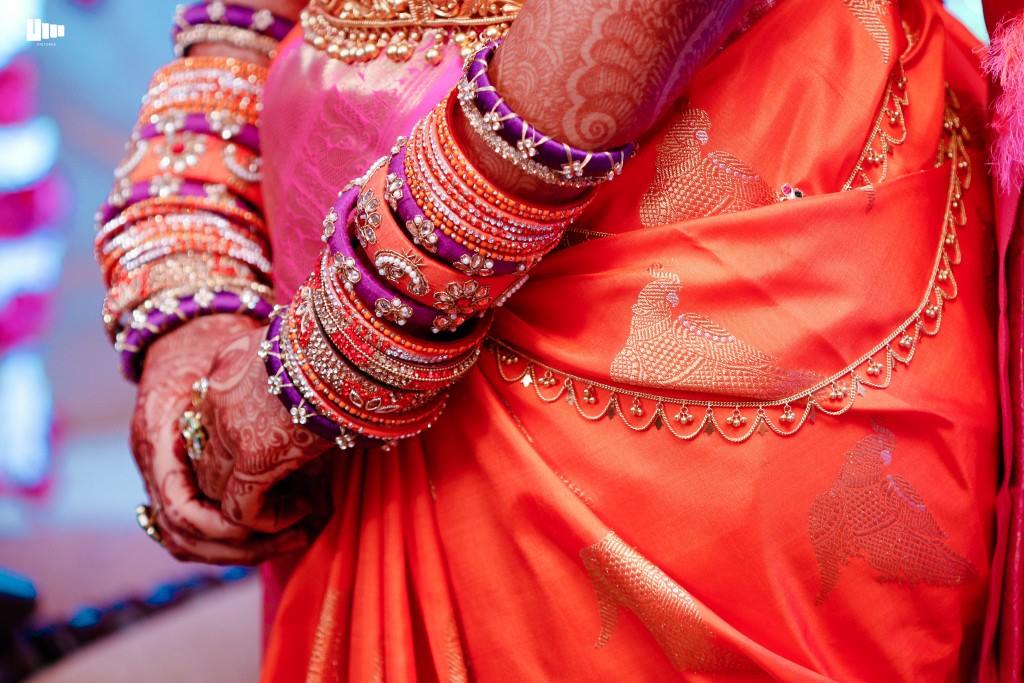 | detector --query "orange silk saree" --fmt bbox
[259,0,1002,680]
